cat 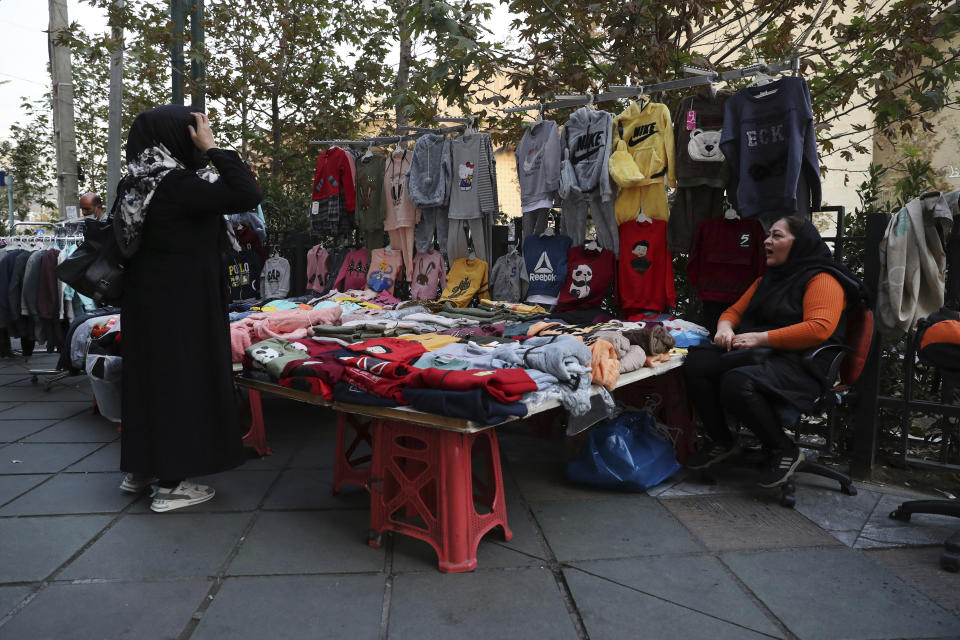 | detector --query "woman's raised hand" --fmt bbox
[188,112,215,153]
[713,325,735,351]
